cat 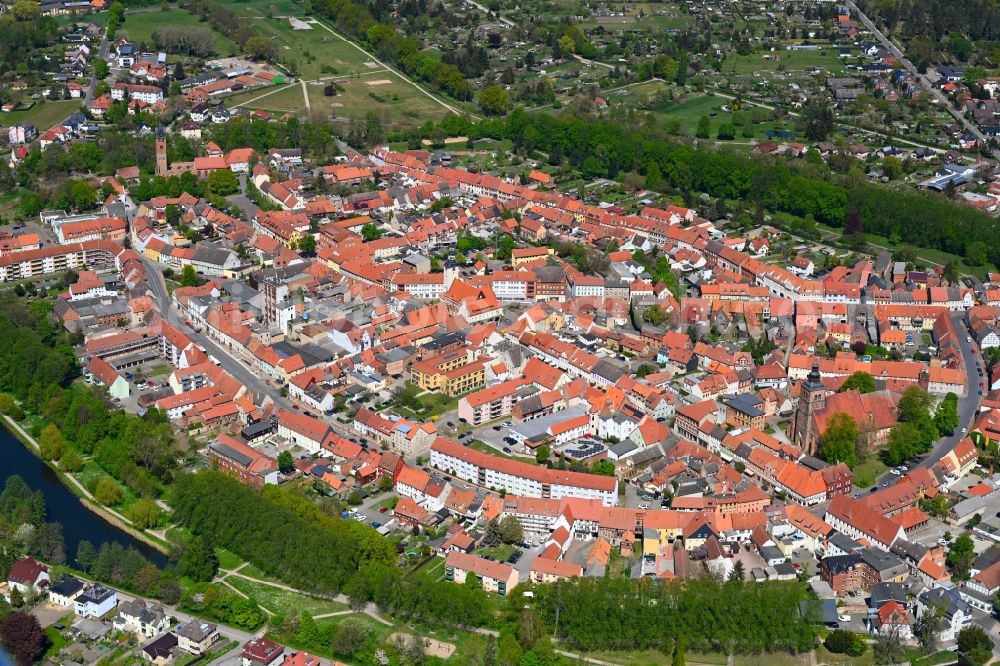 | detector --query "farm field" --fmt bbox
[120,8,238,57]
[2,100,80,131]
